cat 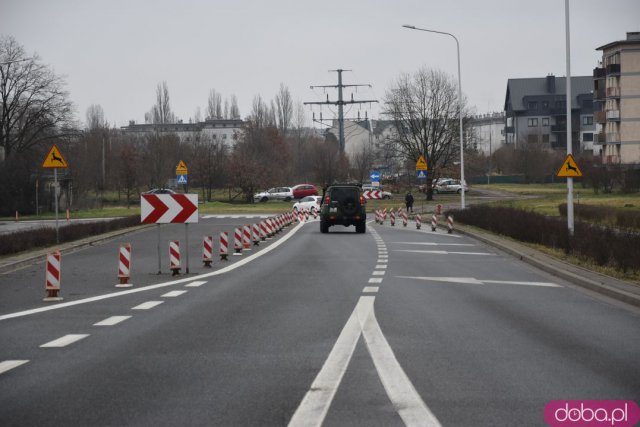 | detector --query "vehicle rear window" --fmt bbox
[330,187,359,200]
